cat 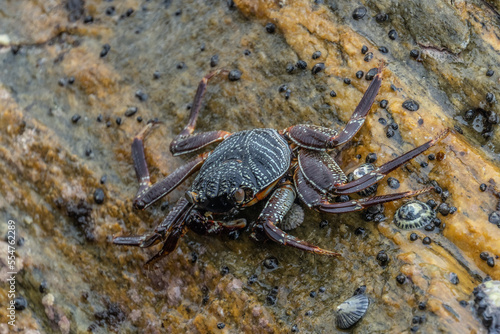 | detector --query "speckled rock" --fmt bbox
[399,1,470,54]
[0,0,499,333]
